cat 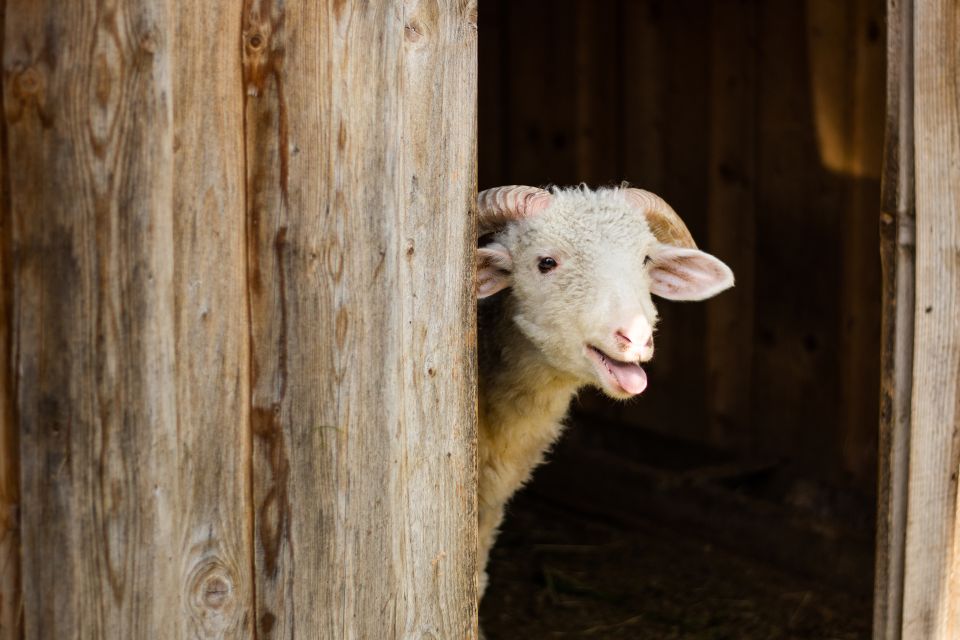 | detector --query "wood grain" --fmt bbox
[902,0,960,637]
[622,0,665,193]
[817,0,885,487]
[753,0,843,469]
[174,2,254,638]
[574,0,621,184]
[478,0,505,190]
[4,1,181,636]
[243,1,478,637]
[503,0,577,185]
[0,5,20,630]
[705,0,757,450]
[874,0,914,637]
